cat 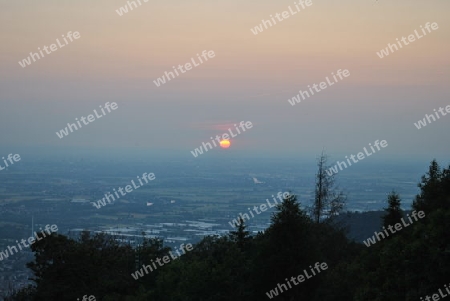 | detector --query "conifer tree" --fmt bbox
[312,151,345,223]
[412,160,450,213]
[229,216,250,250]
[382,191,403,229]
